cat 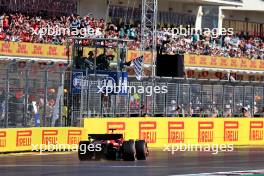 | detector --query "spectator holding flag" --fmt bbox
[132,55,144,80]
